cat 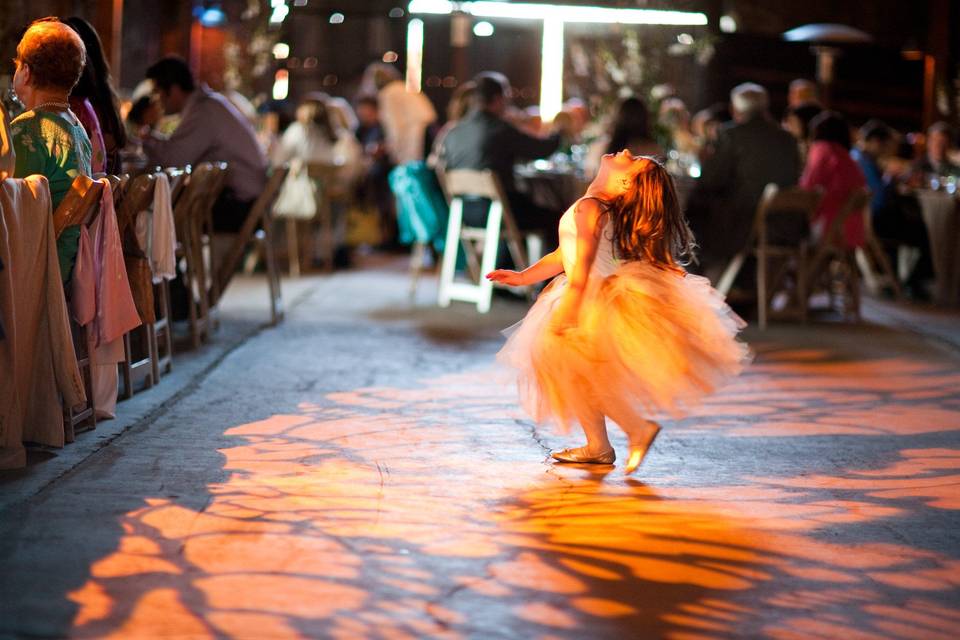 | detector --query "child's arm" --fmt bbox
[486,248,564,287]
[550,199,602,332]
